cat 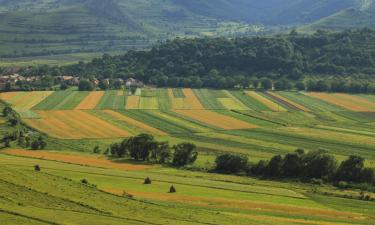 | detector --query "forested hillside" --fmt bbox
[52,29,375,87]
[0,0,373,59]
